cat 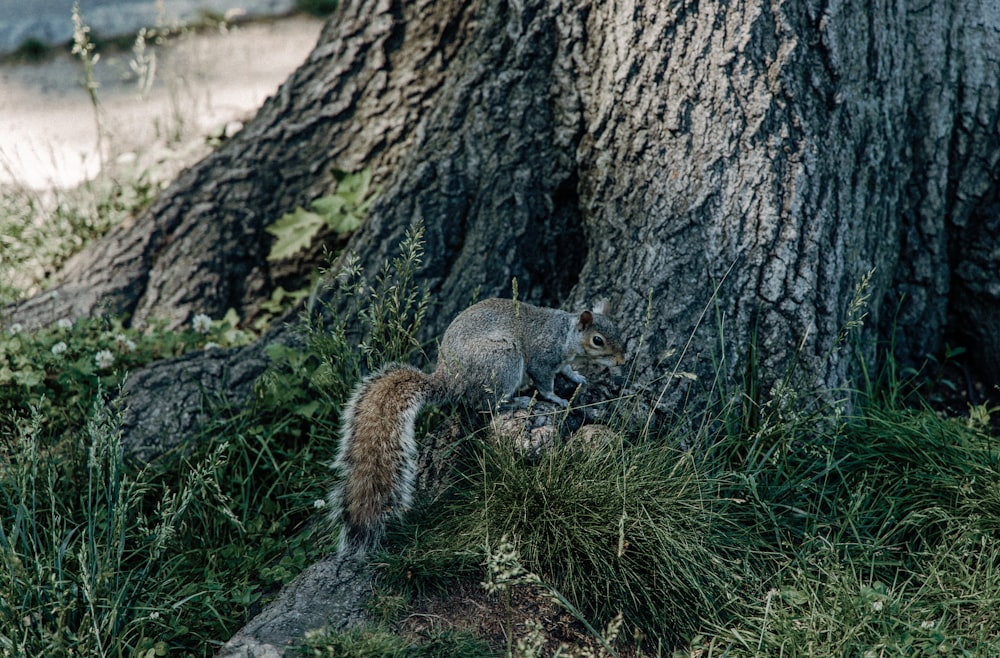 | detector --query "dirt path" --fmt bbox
[0,14,323,190]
